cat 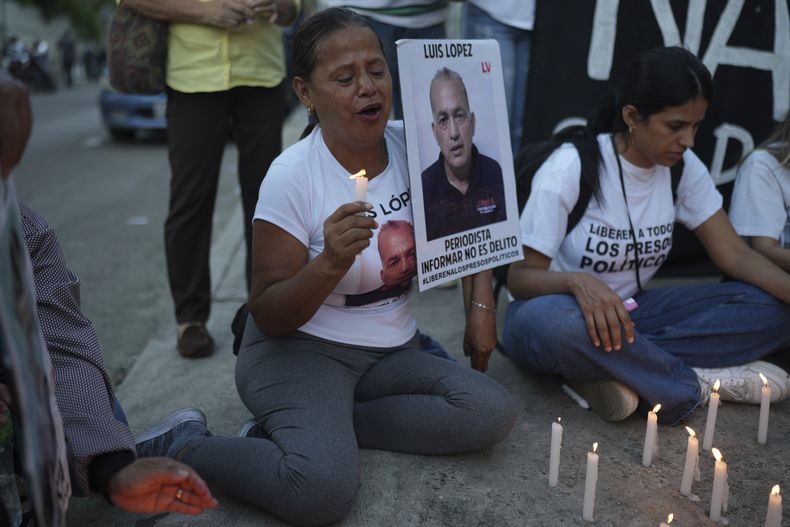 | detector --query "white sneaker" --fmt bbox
[694,360,790,404]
